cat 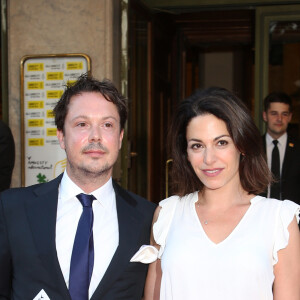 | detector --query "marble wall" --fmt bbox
[7,0,121,187]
